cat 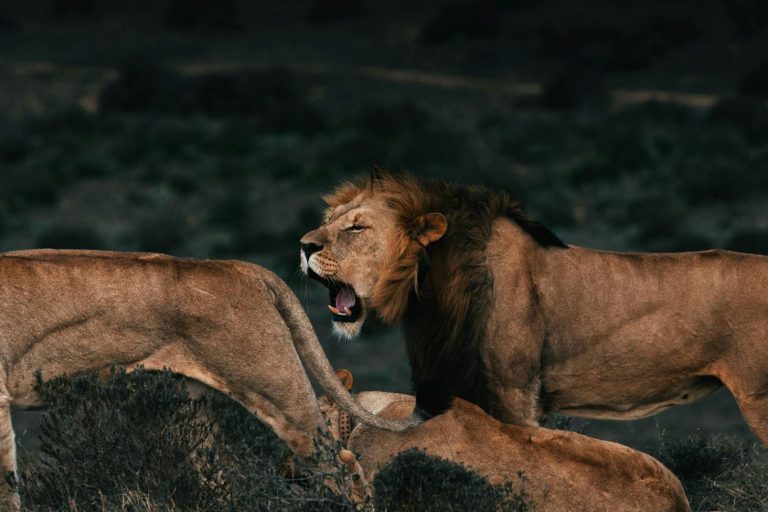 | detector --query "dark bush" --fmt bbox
[373,449,529,512]
[19,368,360,511]
[420,1,503,44]
[205,394,359,512]
[20,368,219,510]
[651,435,768,511]
[306,0,362,22]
